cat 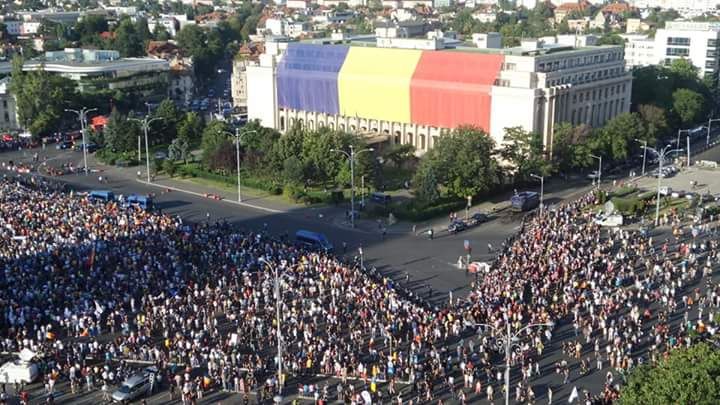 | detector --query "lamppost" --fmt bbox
[475,321,554,405]
[634,138,647,176]
[707,118,720,147]
[643,144,683,226]
[331,145,374,228]
[529,173,544,215]
[130,116,163,183]
[258,257,284,403]
[590,154,602,187]
[676,128,690,150]
[64,107,97,175]
[224,128,257,202]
